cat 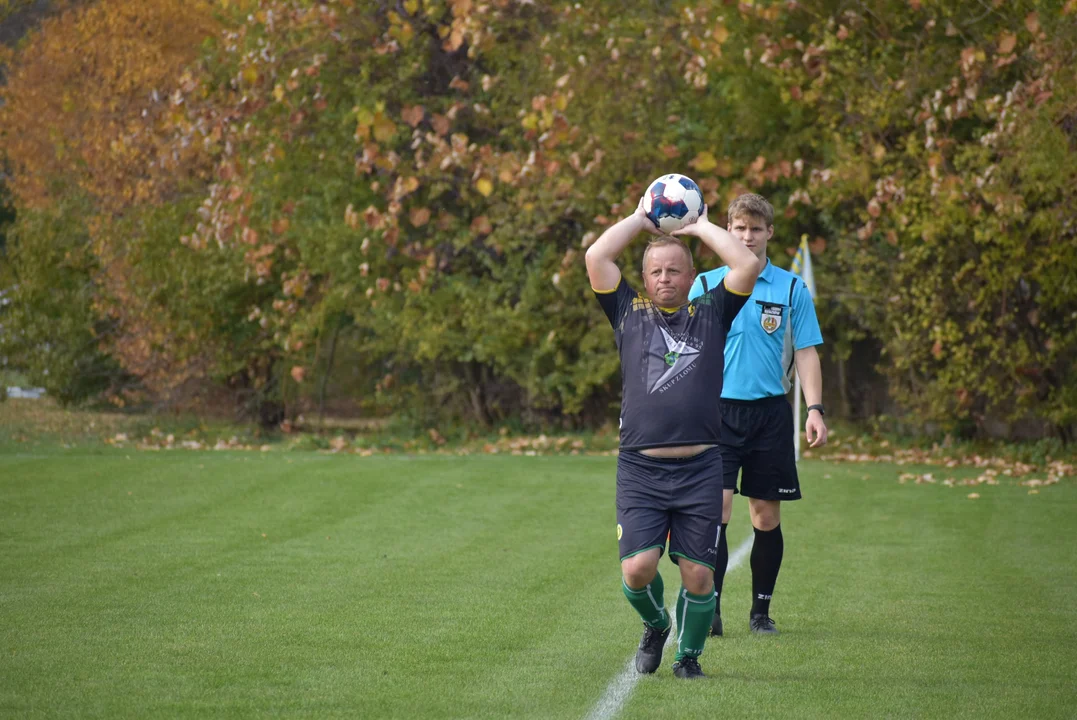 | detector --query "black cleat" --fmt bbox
[749,613,780,635]
[672,656,706,679]
[710,613,723,637]
[634,623,671,674]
